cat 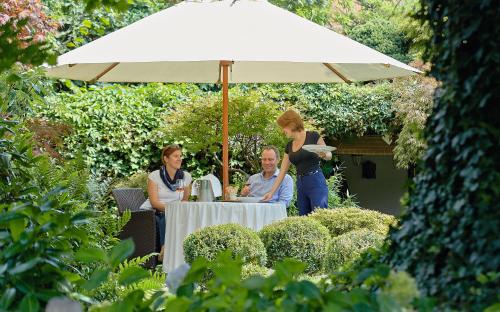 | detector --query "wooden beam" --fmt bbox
[90,62,119,83]
[323,63,351,83]
[220,60,231,199]
[331,135,394,155]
